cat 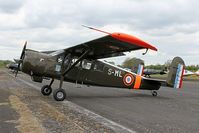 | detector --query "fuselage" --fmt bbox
[22,50,161,90]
